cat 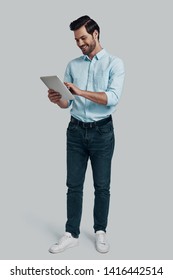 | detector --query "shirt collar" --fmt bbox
[83,48,106,61]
